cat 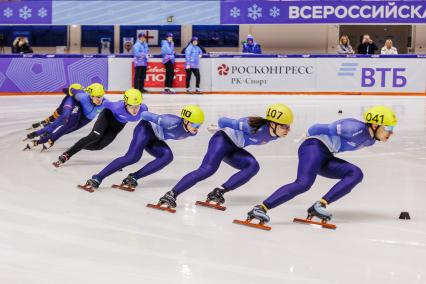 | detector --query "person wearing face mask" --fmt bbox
[149,103,294,212]
[185,36,203,94]
[53,89,148,168]
[243,106,397,229]
[242,34,262,54]
[161,32,176,94]
[81,105,205,191]
[133,32,150,93]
